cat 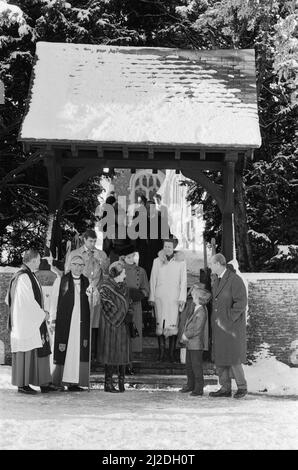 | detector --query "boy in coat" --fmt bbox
[179,284,211,396]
